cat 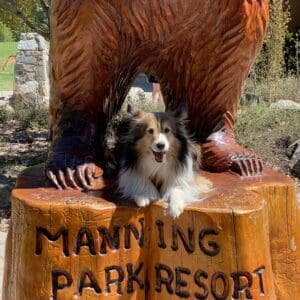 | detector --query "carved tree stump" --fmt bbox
[3,166,300,299]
